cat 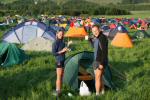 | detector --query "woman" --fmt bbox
[52,30,70,96]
